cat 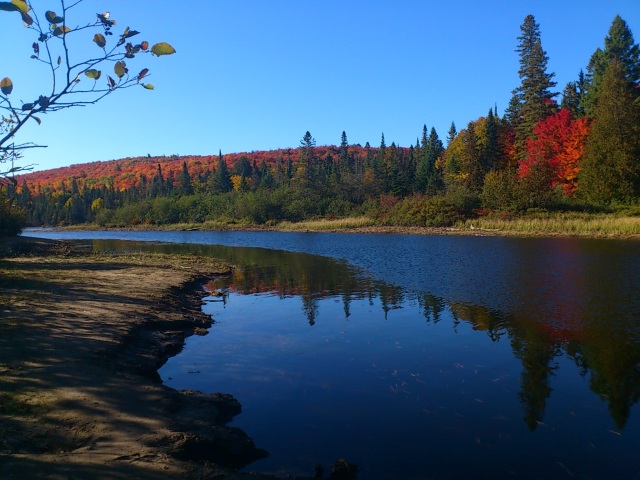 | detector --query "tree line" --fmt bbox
[3,14,640,232]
